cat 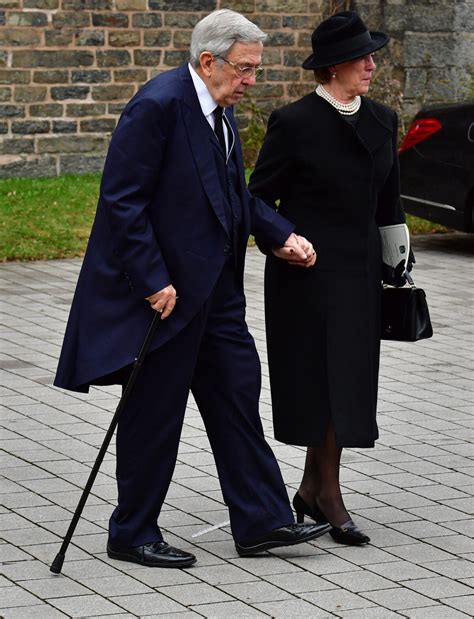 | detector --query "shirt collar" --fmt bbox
[188,63,219,118]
